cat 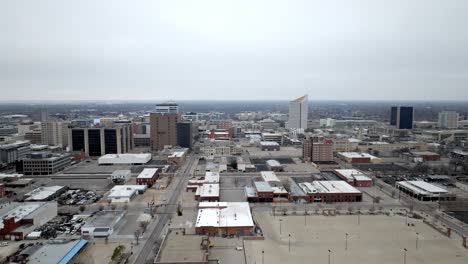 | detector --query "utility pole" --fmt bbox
[416,232,419,250]
[345,233,348,250]
[328,249,331,264]
[262,250,264,264]
[403,248,407,264]
[279,219,282,235]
